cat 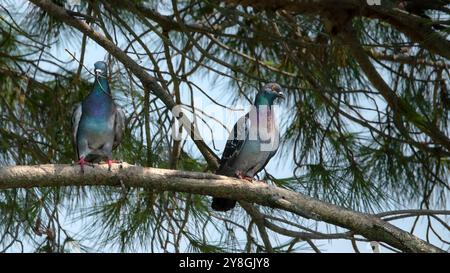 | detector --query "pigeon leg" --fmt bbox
[101,159,123,171]
[97,159,123,171]
[75,140,95,172]
[74,157,95,173]
[235,170,254,182]
[108,159,117,171]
